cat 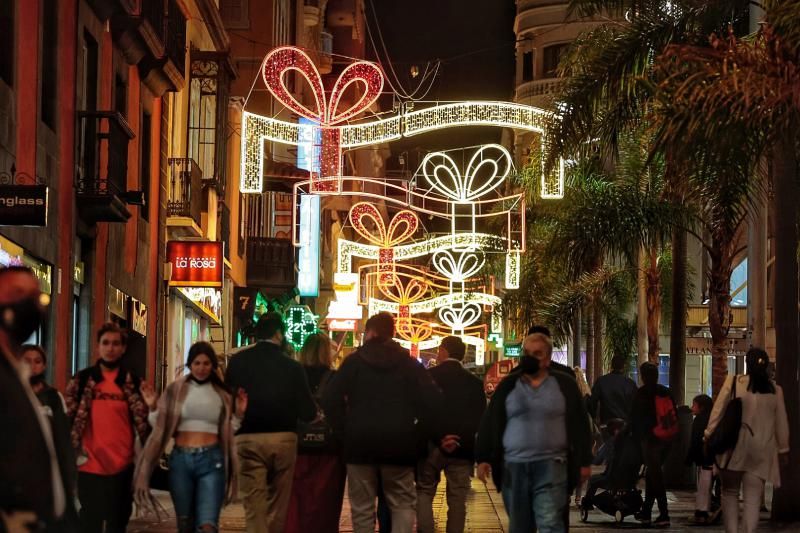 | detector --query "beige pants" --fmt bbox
[236,432,298,533]
[721,469,764,533]
[416,448,473,533]
[347,464,416,533]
